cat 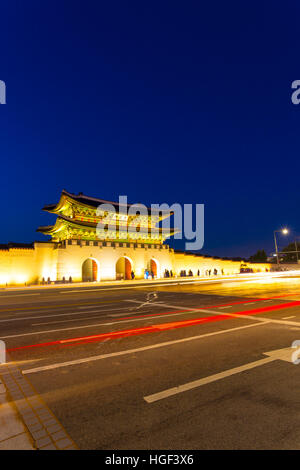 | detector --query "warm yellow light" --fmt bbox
[282,228,289,234]
[13,273,29,285]
[0,274,10,285]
